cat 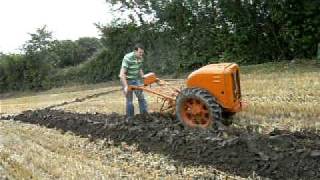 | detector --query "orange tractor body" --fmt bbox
[129,63,247,128]
[186,63,243,113]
